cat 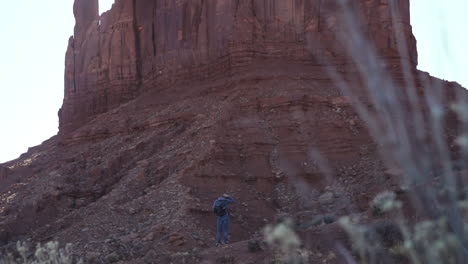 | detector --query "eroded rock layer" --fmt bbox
[60,0,417,136]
